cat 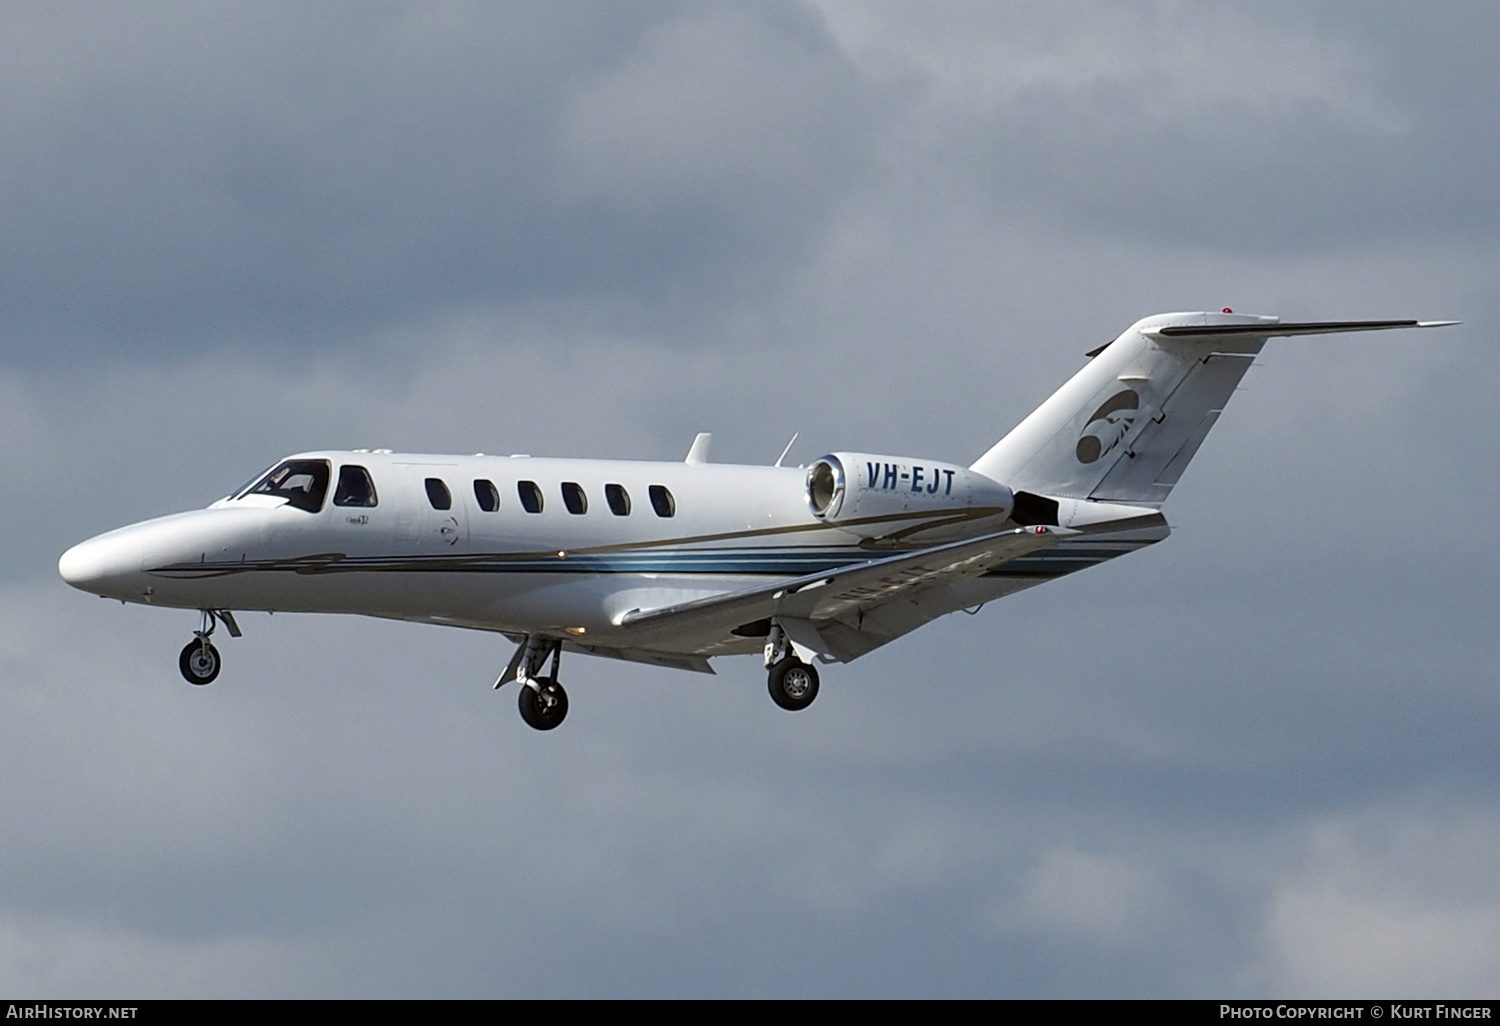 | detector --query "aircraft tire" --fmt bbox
[768,658,819,711]
[178,640,221,686]
[518,676,569,730]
